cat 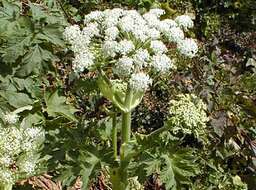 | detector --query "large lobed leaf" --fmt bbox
[44,90,78,121]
